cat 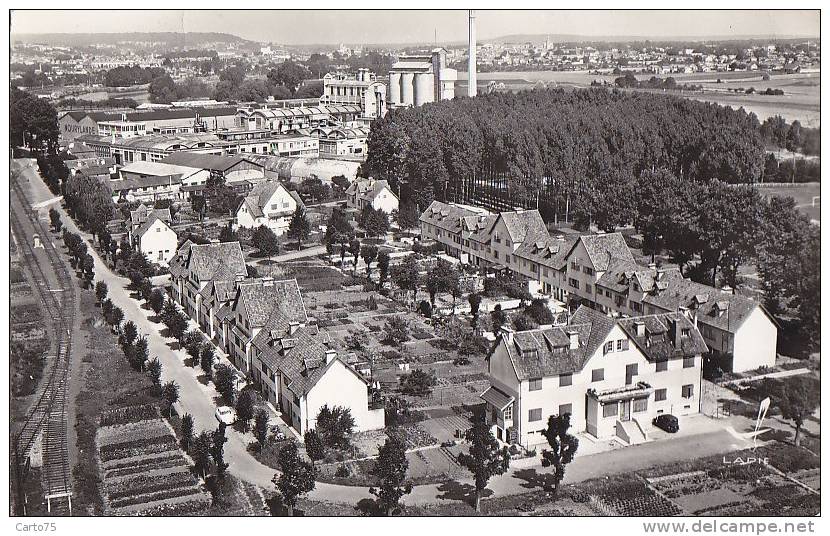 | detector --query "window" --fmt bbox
[617,339,629,351]
[558,404,573,416]
[559,373,572,387]
[591,368,604,382]
[602,402,617,418]
[683,356,695,368]
[583,266,594,276]
[528,408,542,422]
[625,364,638,385]
[603,341,614,354]
[571,261,580,271]
[634,398,648,413]
[569,278,579,289]
[528,378,542,391]
[655,388,667,401]
[656,360,668,372]
[682,384,694,398]
[503,404,513,420]
[681,328,691,338]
